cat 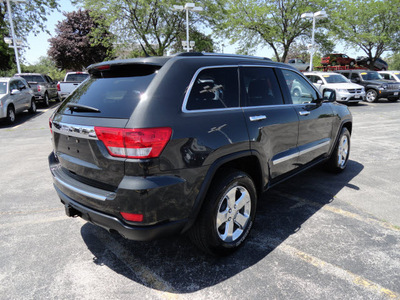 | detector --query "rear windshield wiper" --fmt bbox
[66,103,101,113]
